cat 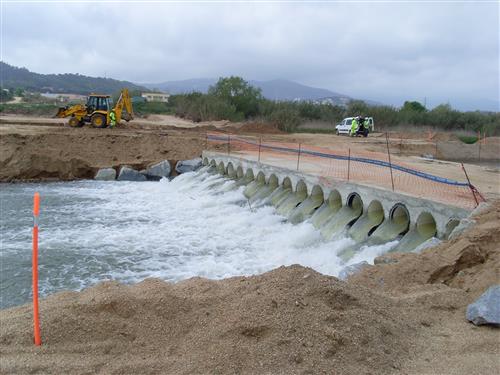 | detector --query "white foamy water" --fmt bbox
[0,170,397,309]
